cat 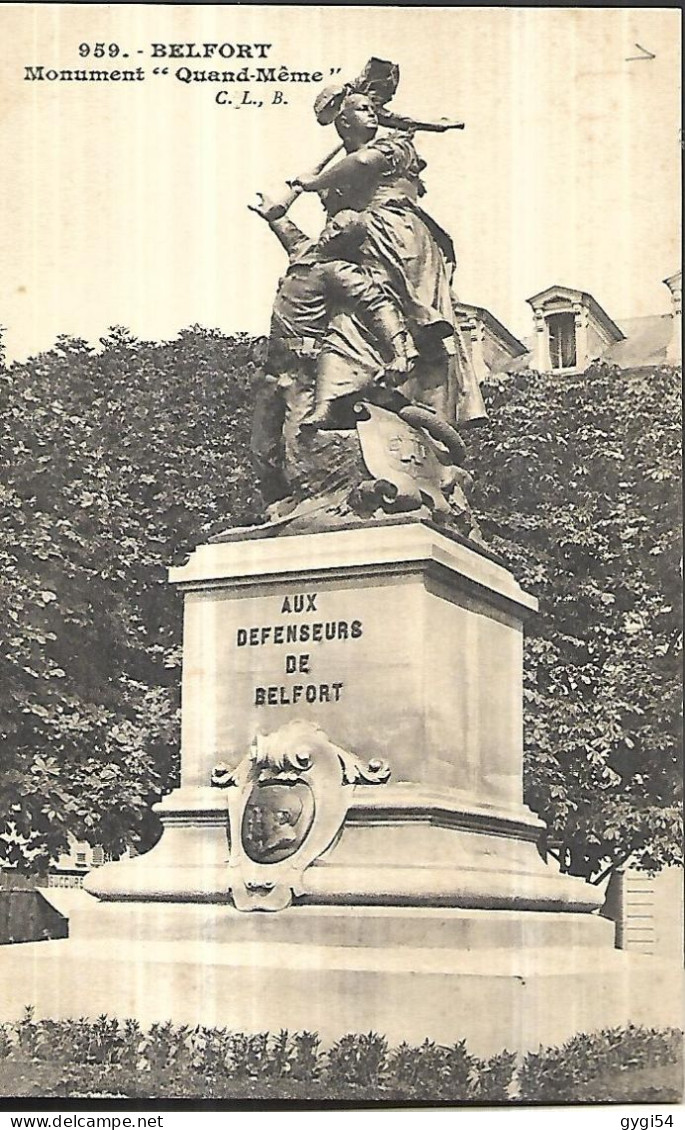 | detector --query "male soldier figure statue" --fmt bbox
[249,193,412,508]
